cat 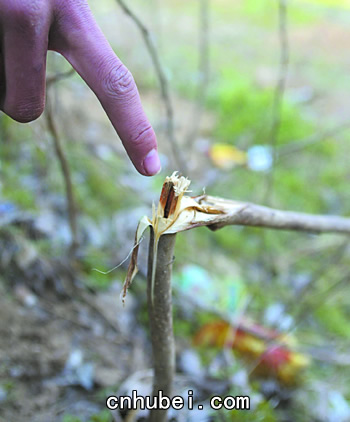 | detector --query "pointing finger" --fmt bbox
[53,2,161,176]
